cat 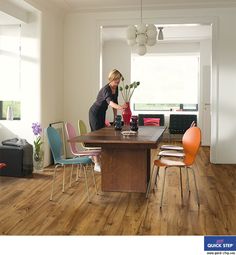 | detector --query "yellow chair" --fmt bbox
[77,120,101,151]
